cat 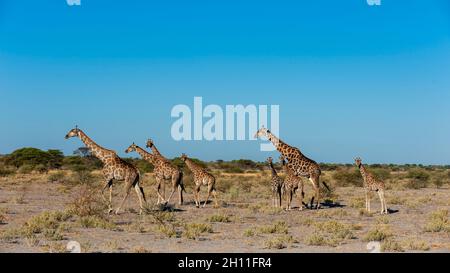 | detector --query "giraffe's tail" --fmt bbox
[322,181,331,192]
